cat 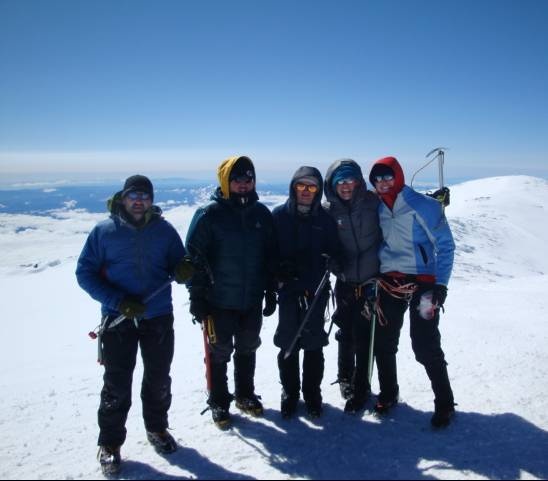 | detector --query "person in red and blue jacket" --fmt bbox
[369,156,456,428]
